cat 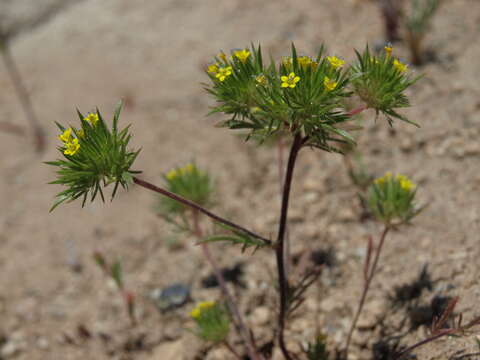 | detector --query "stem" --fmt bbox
[275,133,303,360]
[345,225,390,356]
[192,211,261,360]
[277,135,285,193]
[277,136,292,281]
[223,340,243,360]
[394,329,455,360]
[132,176,271,246]
[1,43,45,152]
[380,0,402,43]
[347,105,367,117]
